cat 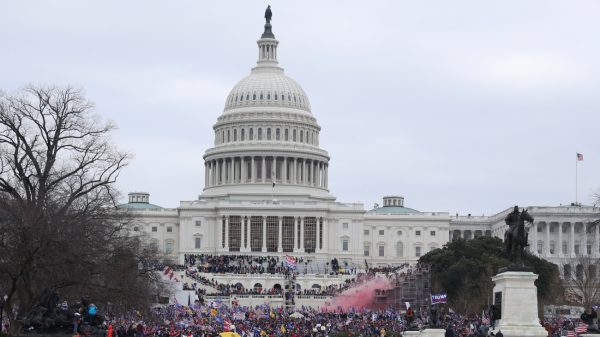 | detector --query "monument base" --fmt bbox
[403,331,421,337]
[422,328,446,337]
[491,271,546,337]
